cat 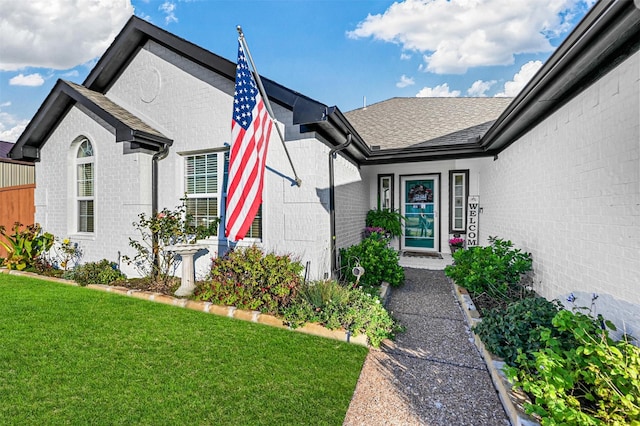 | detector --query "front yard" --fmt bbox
[0,274,368,425]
